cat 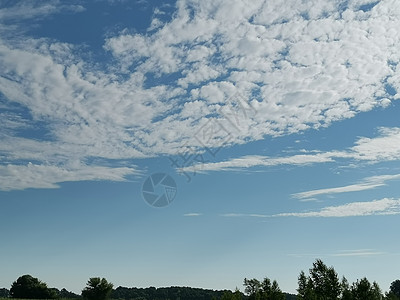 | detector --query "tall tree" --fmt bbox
[389,280,400,299]
[82,277,113,300]
[244,277,284,300]
[10,274,57,299]
[340,277,353,300]
[310,259,341,300]
[297,259,340,300]
[351,277,382,300]
[269,280,284,300]
[244,278,261,300]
